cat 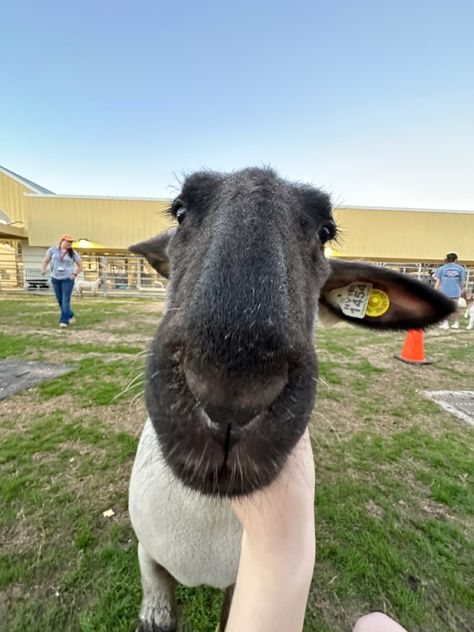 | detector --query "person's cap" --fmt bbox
[60,234,75,242]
